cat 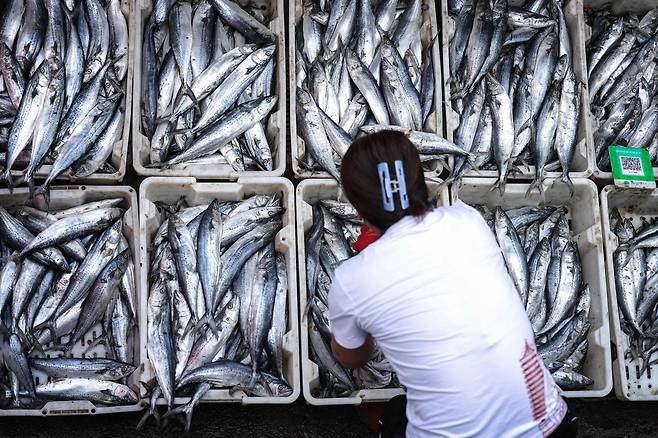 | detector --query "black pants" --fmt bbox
[378,396,578,438]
